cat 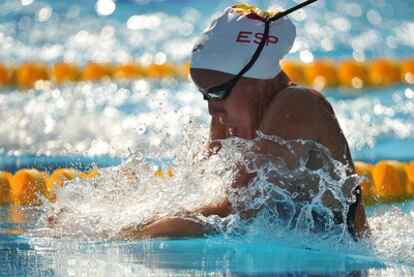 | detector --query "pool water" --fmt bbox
[1,202,414,276]
[1,0,414,276]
